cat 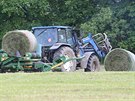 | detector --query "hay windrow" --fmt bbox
[104,48,135,71]
[2,30,37,56]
